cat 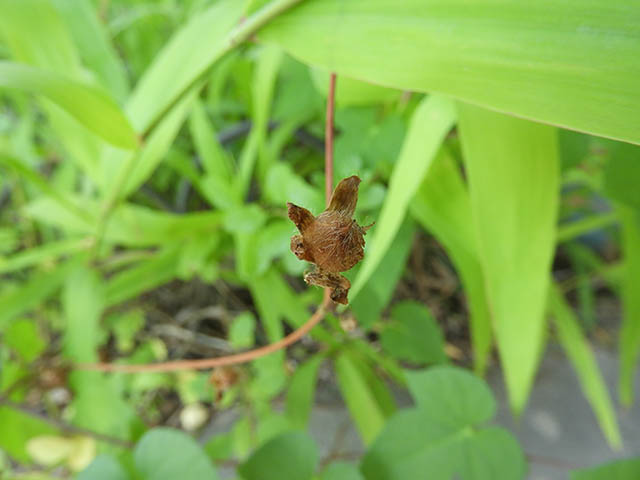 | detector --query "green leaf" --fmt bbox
[189,99,234,181]
[229,312,256,349]
[571,457,640,480]
[239,432,317,480]
[350,219,414,329]
[51,0,129,101]
[603,142,640,211]
[361,366,525,480]
[0,259,78,330]
[334,352,388,446]
[62,266,104,362]
[285,354,325,429]
[311,69,400,107]
[134,428,218,480]
[0,237,89,275]
[380,301,446,365]
[238,43,283,193]
[458,103,559,414]
[0,408,57,463]
[618,207,640,406]
[321,462,364,480]
[548,285,621,448]
[77,455,129,480]
[3,319,46,363]
[350,95,456,301]
[125,0,244,133]
[410,149,492,375]
[105,248,181,307]
[0,61,136,149]
[262,0,640,145]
